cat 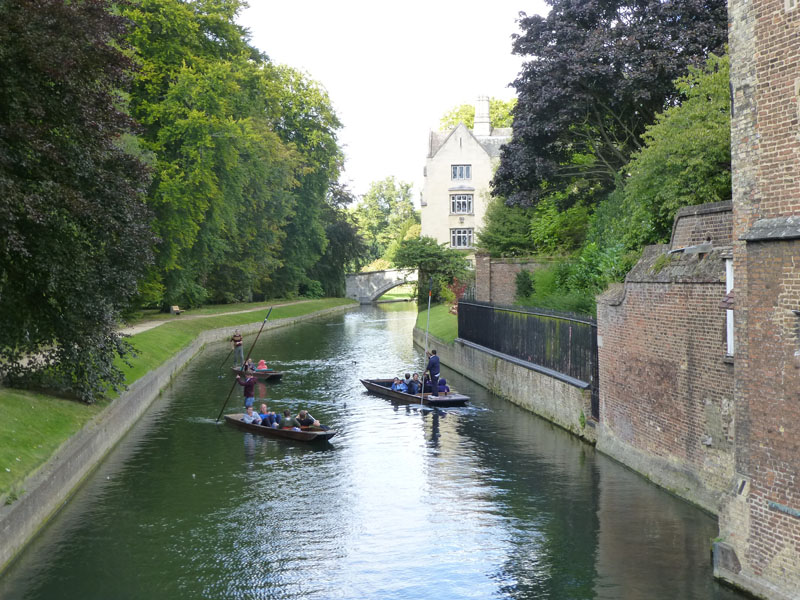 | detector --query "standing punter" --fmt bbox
[231,329,244,366]
[425,349,441,397]
[235,370,256,408]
